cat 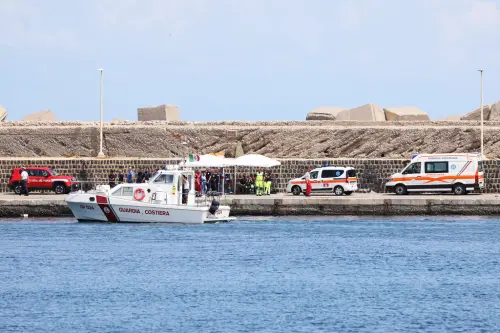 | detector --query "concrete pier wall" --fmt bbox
[0,158,499,194]
[2,194,500,218]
